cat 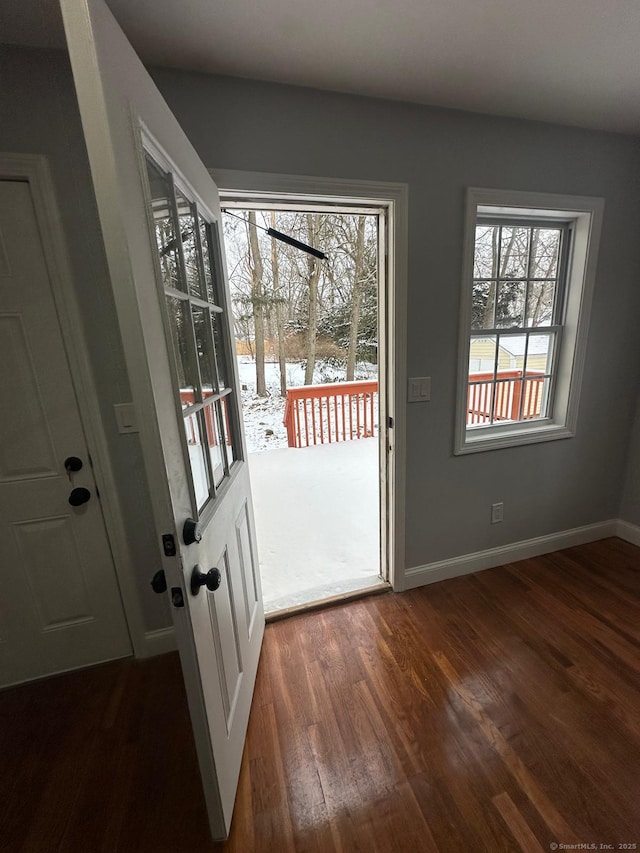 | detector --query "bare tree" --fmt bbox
[304,214,322,385]
[472,225,559,330]
[224,208,379,388]
[247,212,266,396]
[270,211,287,396]
[346,217,366,380]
